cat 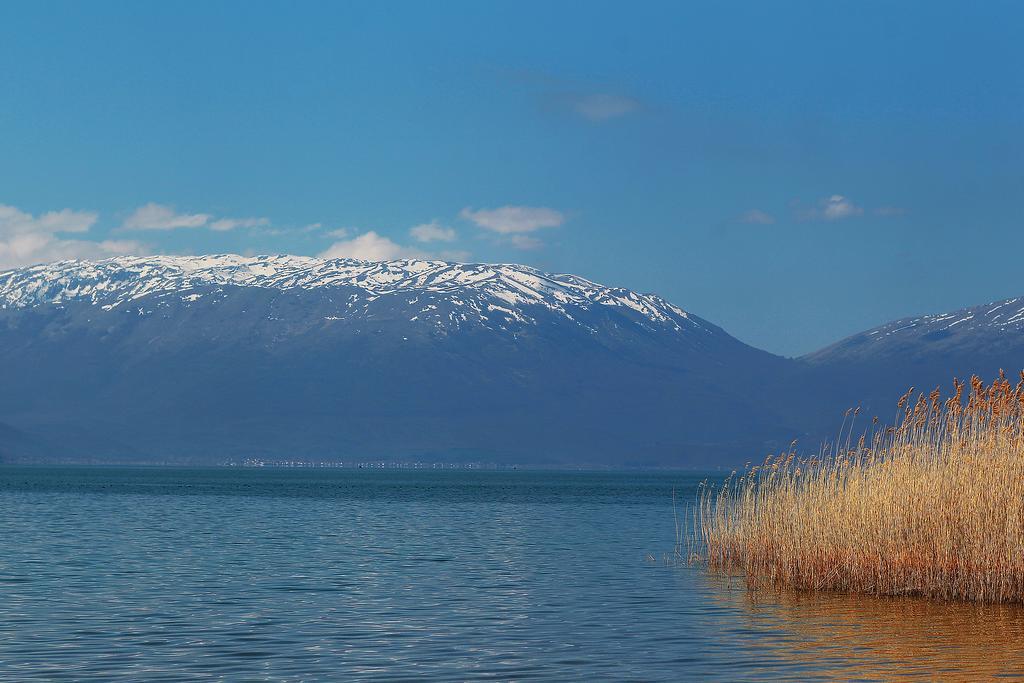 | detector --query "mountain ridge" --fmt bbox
[800,294,1024,422]
[0,254,1018,466]
[0,254,797,466]
[0,255,705,334]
